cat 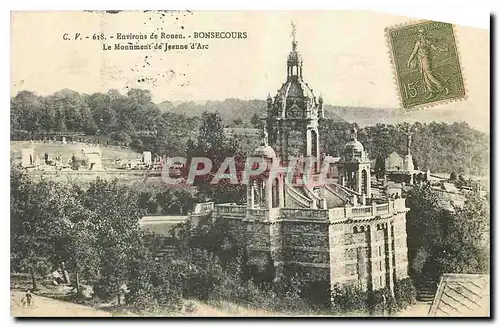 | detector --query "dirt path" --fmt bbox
[11,291,111,317]
[12,290,428,317]
[395,302,431,317]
